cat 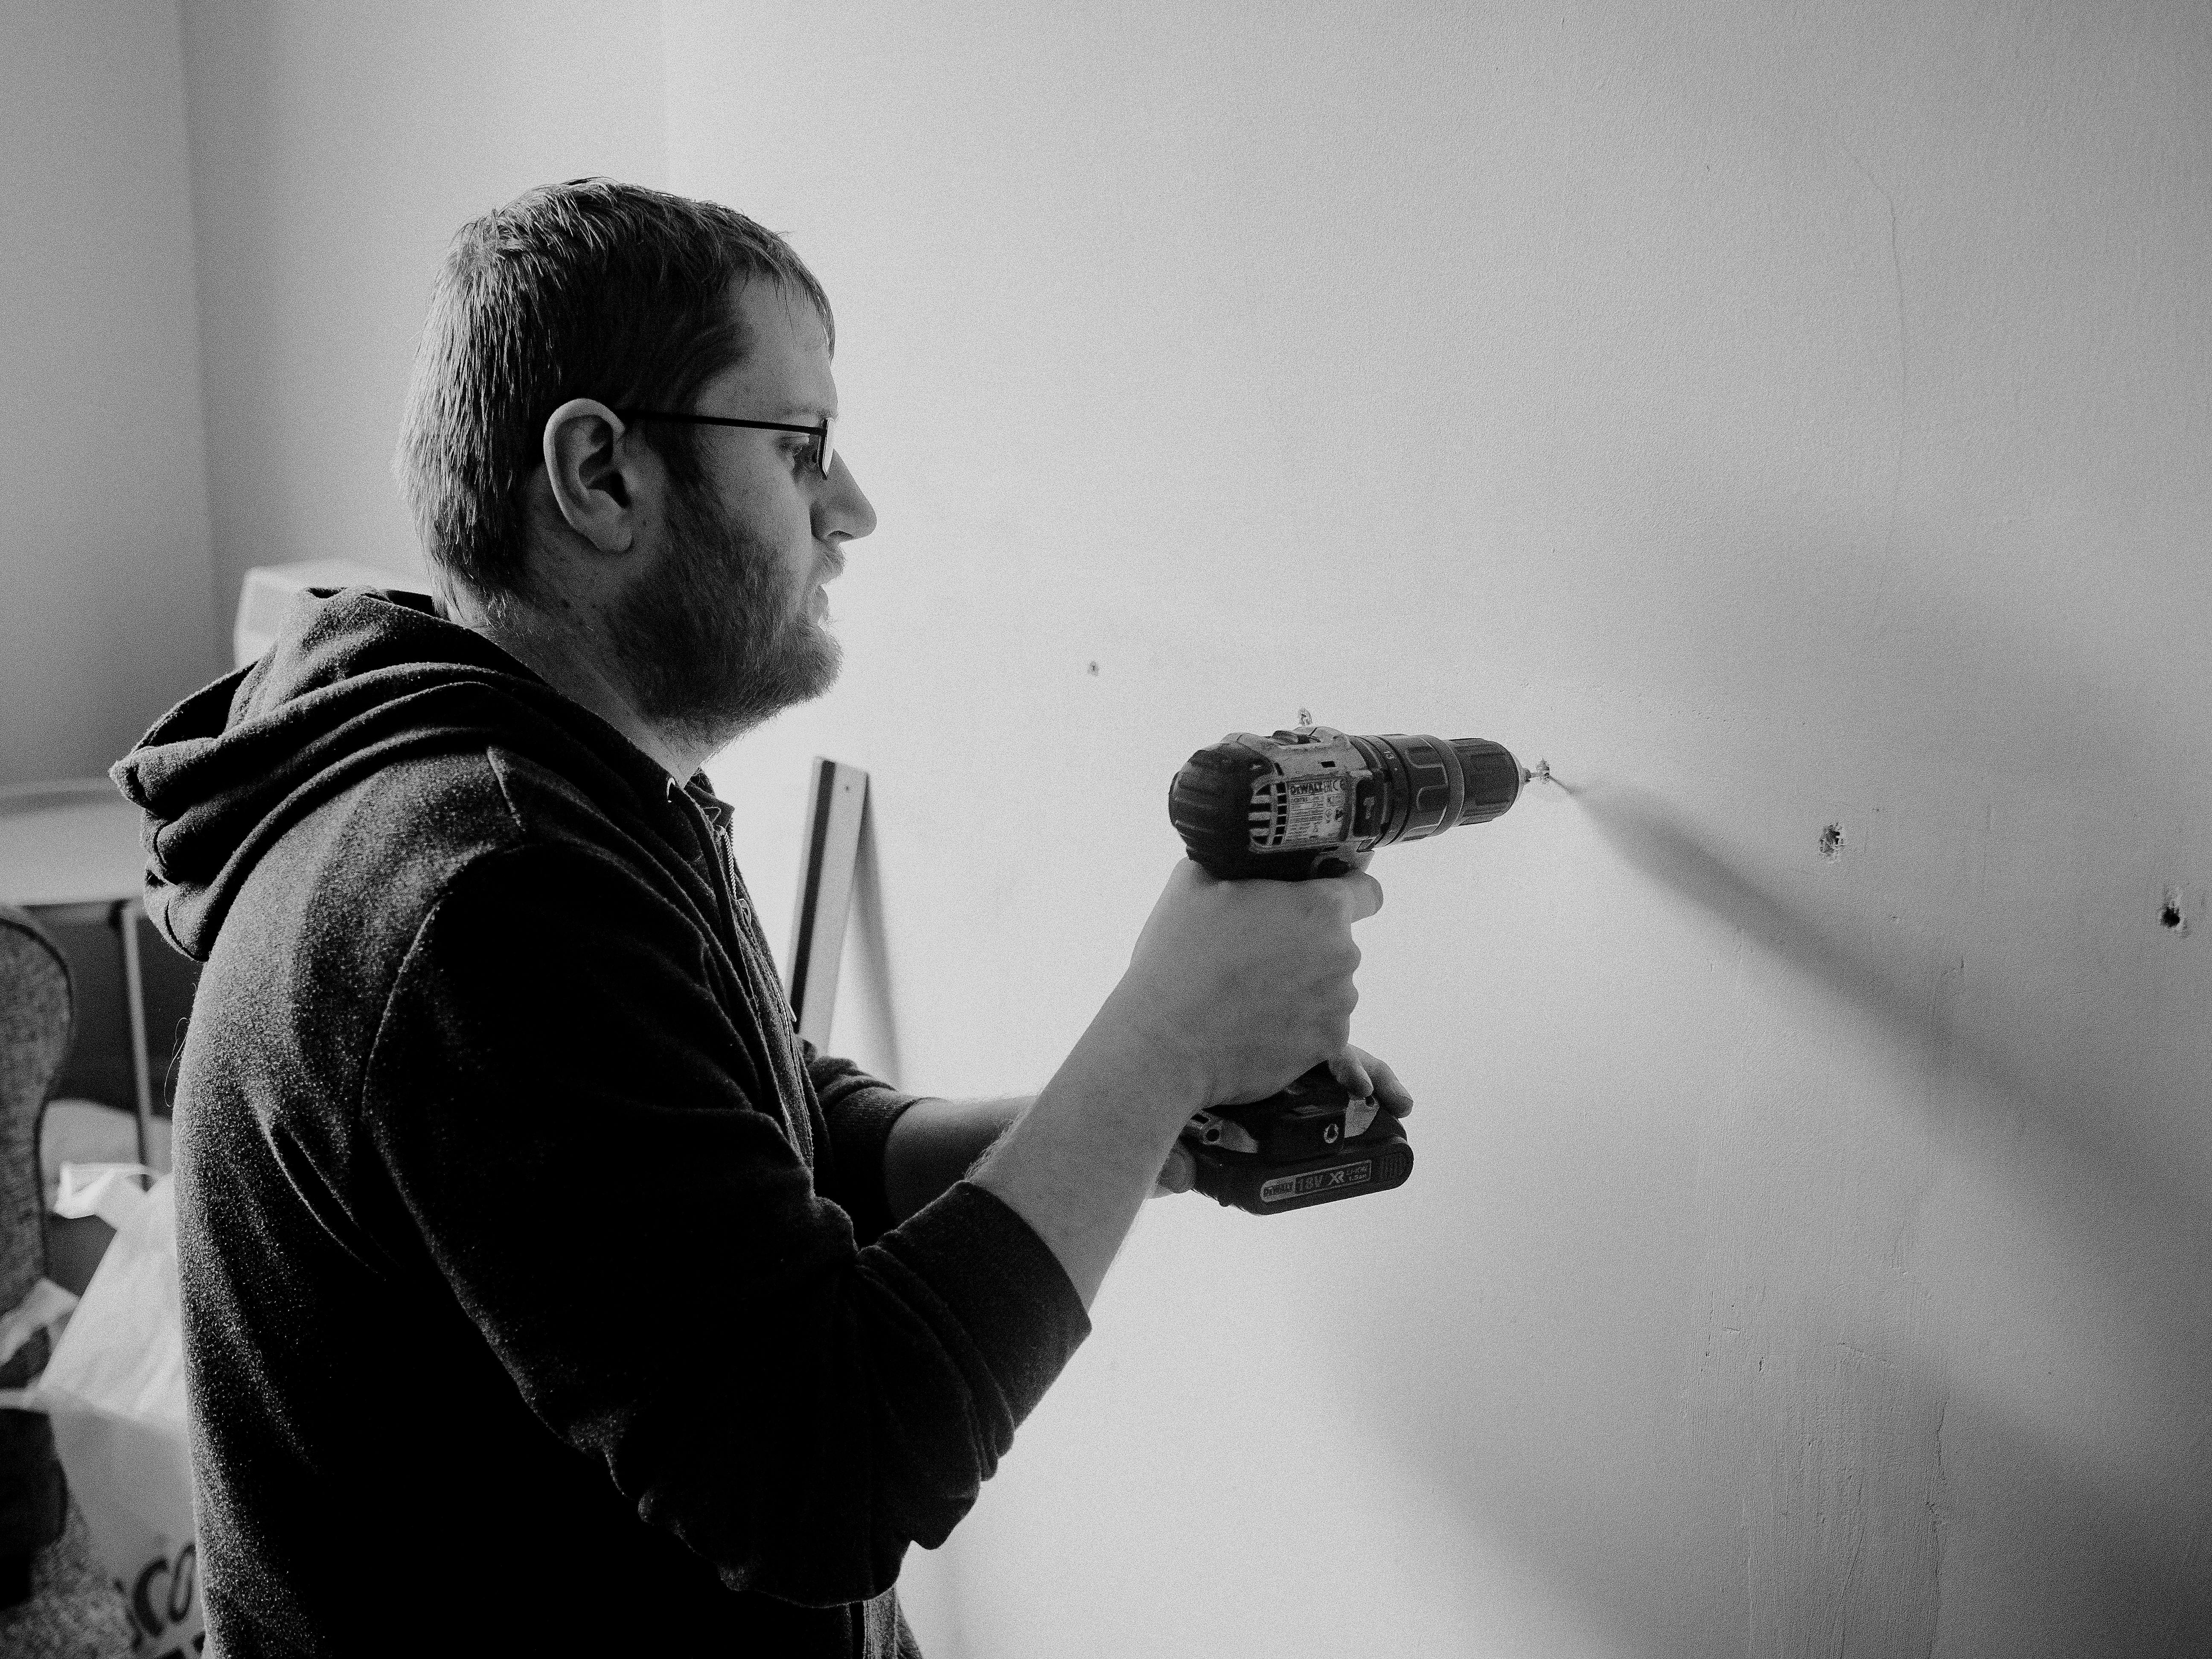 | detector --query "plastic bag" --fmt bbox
[30,1162,203,1657]
[0,1275,77,1377]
